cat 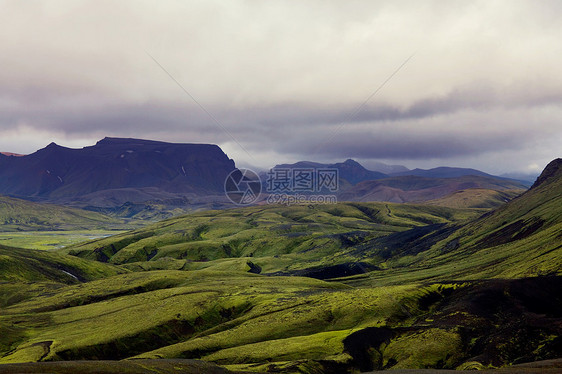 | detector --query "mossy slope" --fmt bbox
[0,195,129,232]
